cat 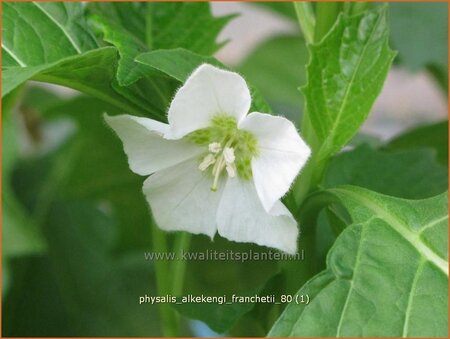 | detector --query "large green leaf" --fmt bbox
[89,2,233,56]
[1,2,165,119]
[324,144,448,199]
[2,48,164,118]
[385,121,448,167]
[2,2,97,67]
[88,2,233,87]
[269,187,448,337]
[303,8,395,159]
